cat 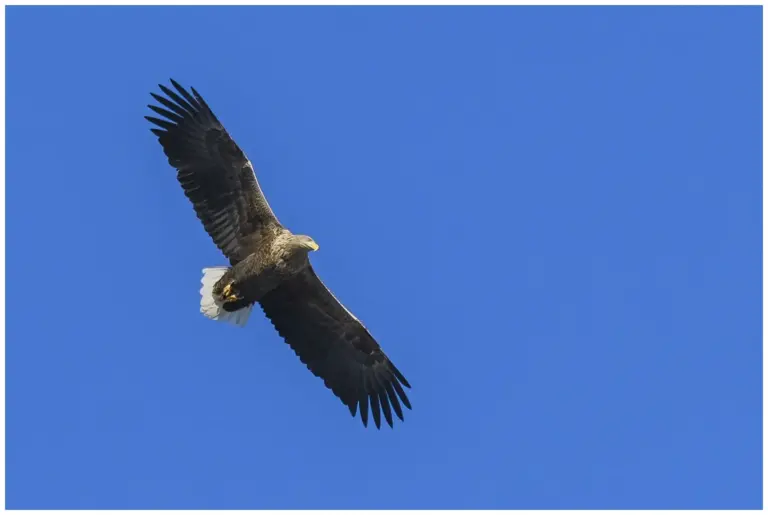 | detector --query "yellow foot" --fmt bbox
[221,283,240,303]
